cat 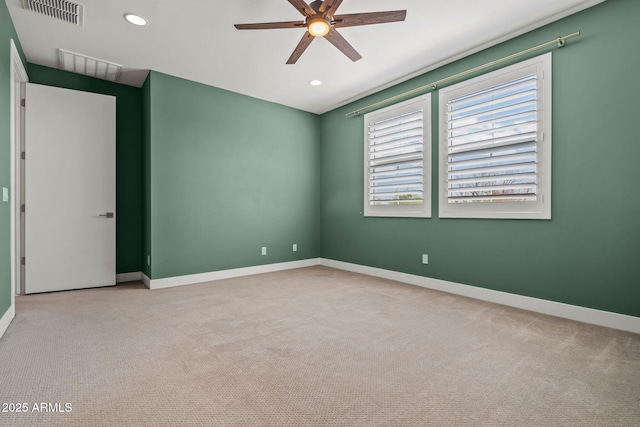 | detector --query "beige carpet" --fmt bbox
[0,266,638,426]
